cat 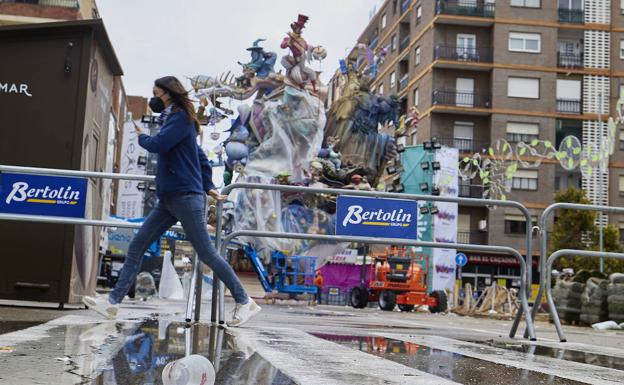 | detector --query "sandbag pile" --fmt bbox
[607,273,624,324]
[580,277,609,325]
[552,279,584,323]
